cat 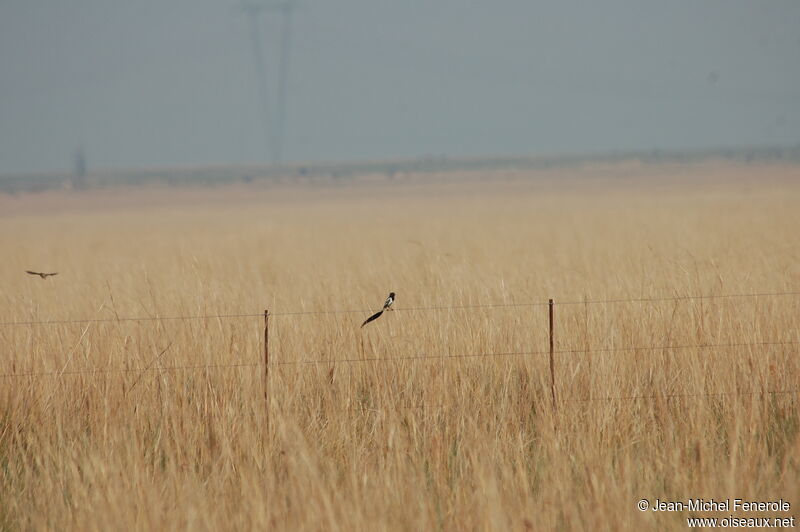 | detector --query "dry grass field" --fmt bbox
[1,162,799,530]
